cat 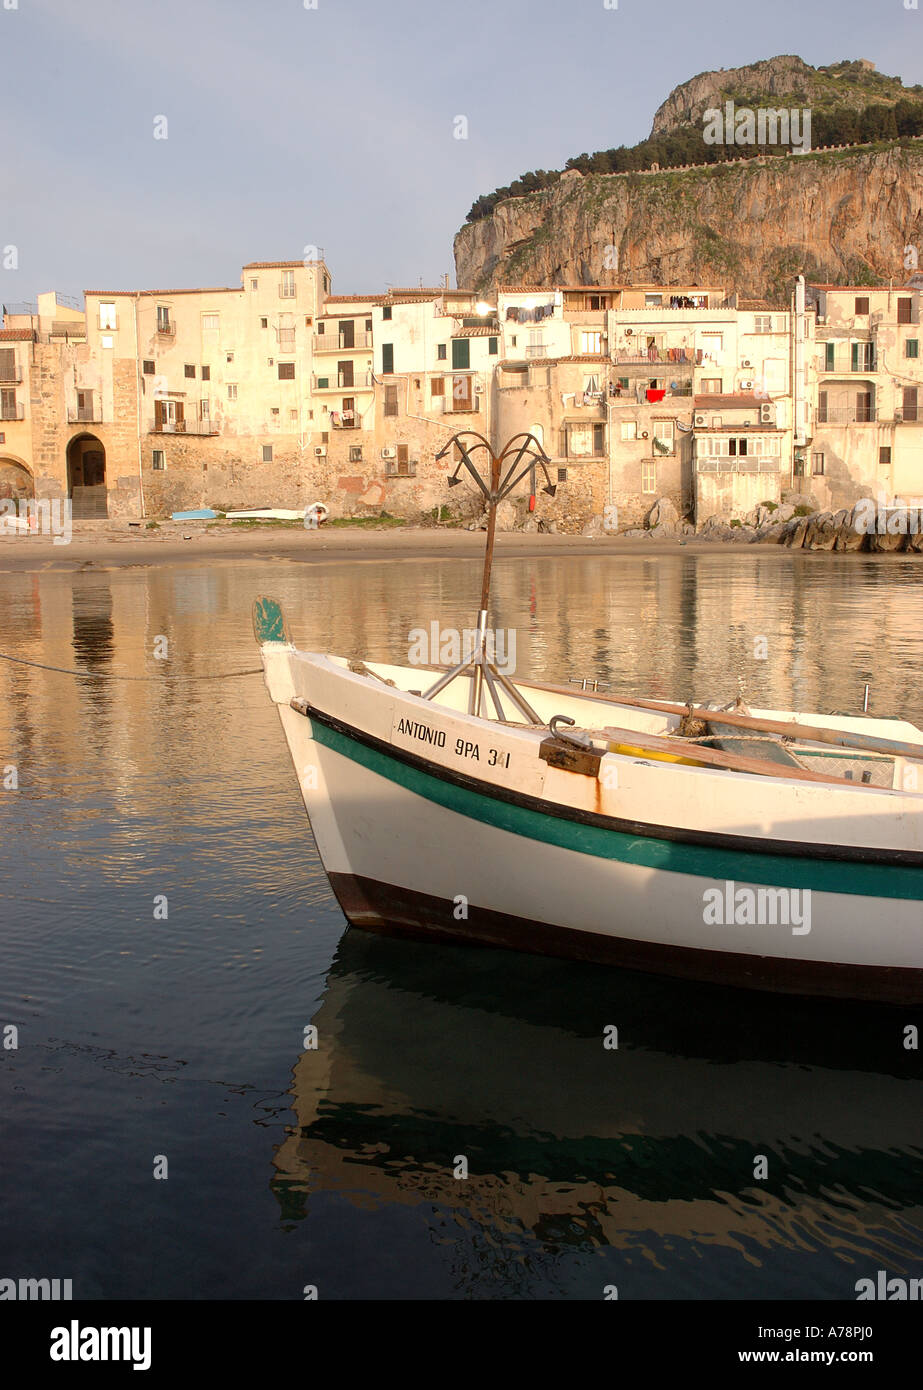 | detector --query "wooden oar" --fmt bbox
[517,680,923,763]
[593,724,859,786]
